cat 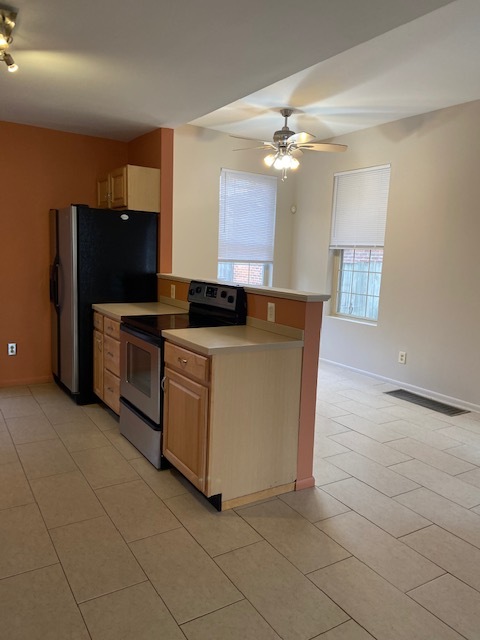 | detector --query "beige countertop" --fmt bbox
[157,273,330,302]
[92,301,182,321]
[162,325,304,356]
